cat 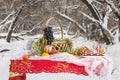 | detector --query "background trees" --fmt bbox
[0,0,120,44]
